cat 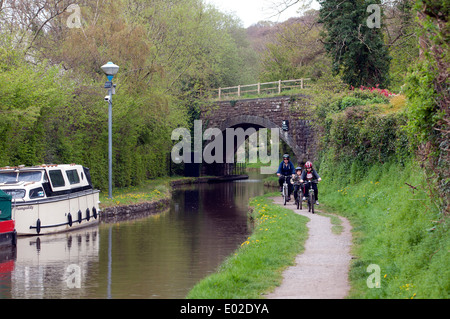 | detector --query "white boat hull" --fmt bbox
[13,190,100,236]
